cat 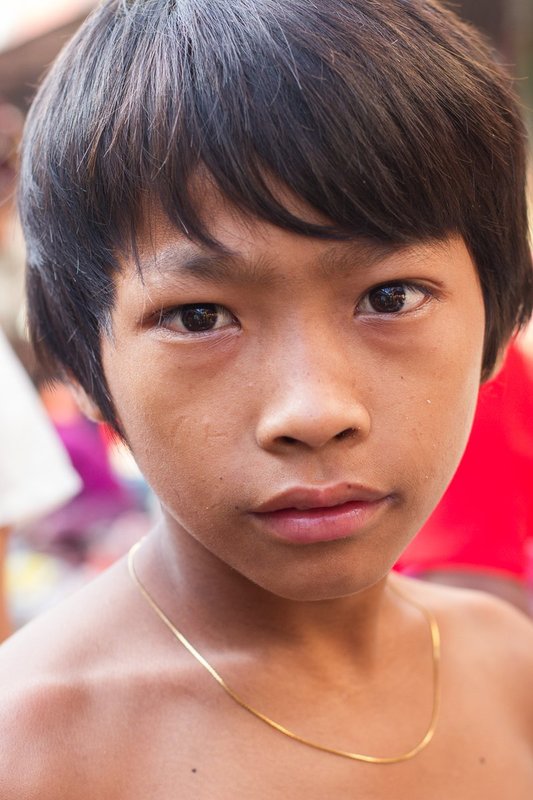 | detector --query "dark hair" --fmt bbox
[20,0,532,428]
